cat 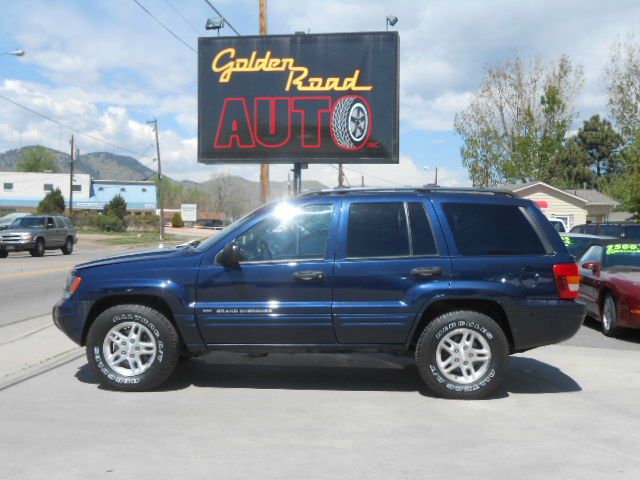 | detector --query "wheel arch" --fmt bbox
[409,298,515,353]
[81,294,183,347]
